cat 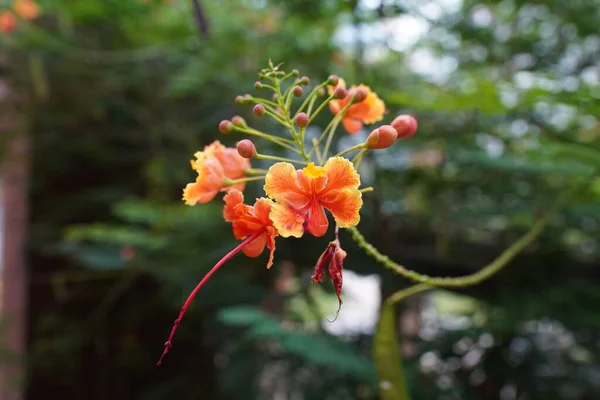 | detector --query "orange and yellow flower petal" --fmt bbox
[182,156,225,205]
[269,202,305,238]
[341,118,363,134]
[264,162,302,202]
[321,187,362,228]
[323,157,361,192]
[253,198,275,226]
